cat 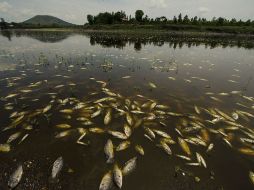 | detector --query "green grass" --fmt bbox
[82,24,254,34]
